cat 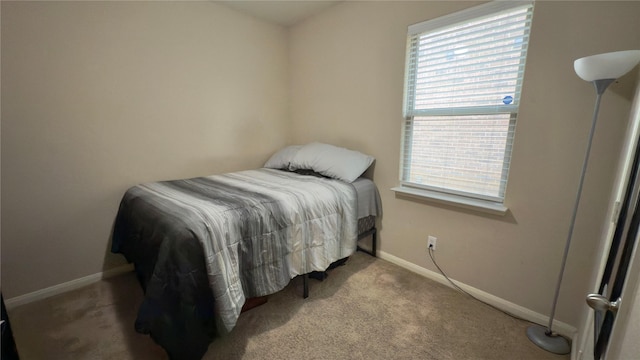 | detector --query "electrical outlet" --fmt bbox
[428,235,437,251]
